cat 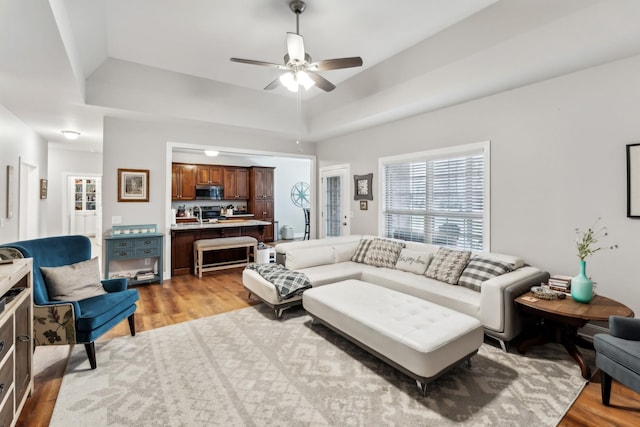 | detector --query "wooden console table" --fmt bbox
[0,258,34,426]
[515,292,634,379]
